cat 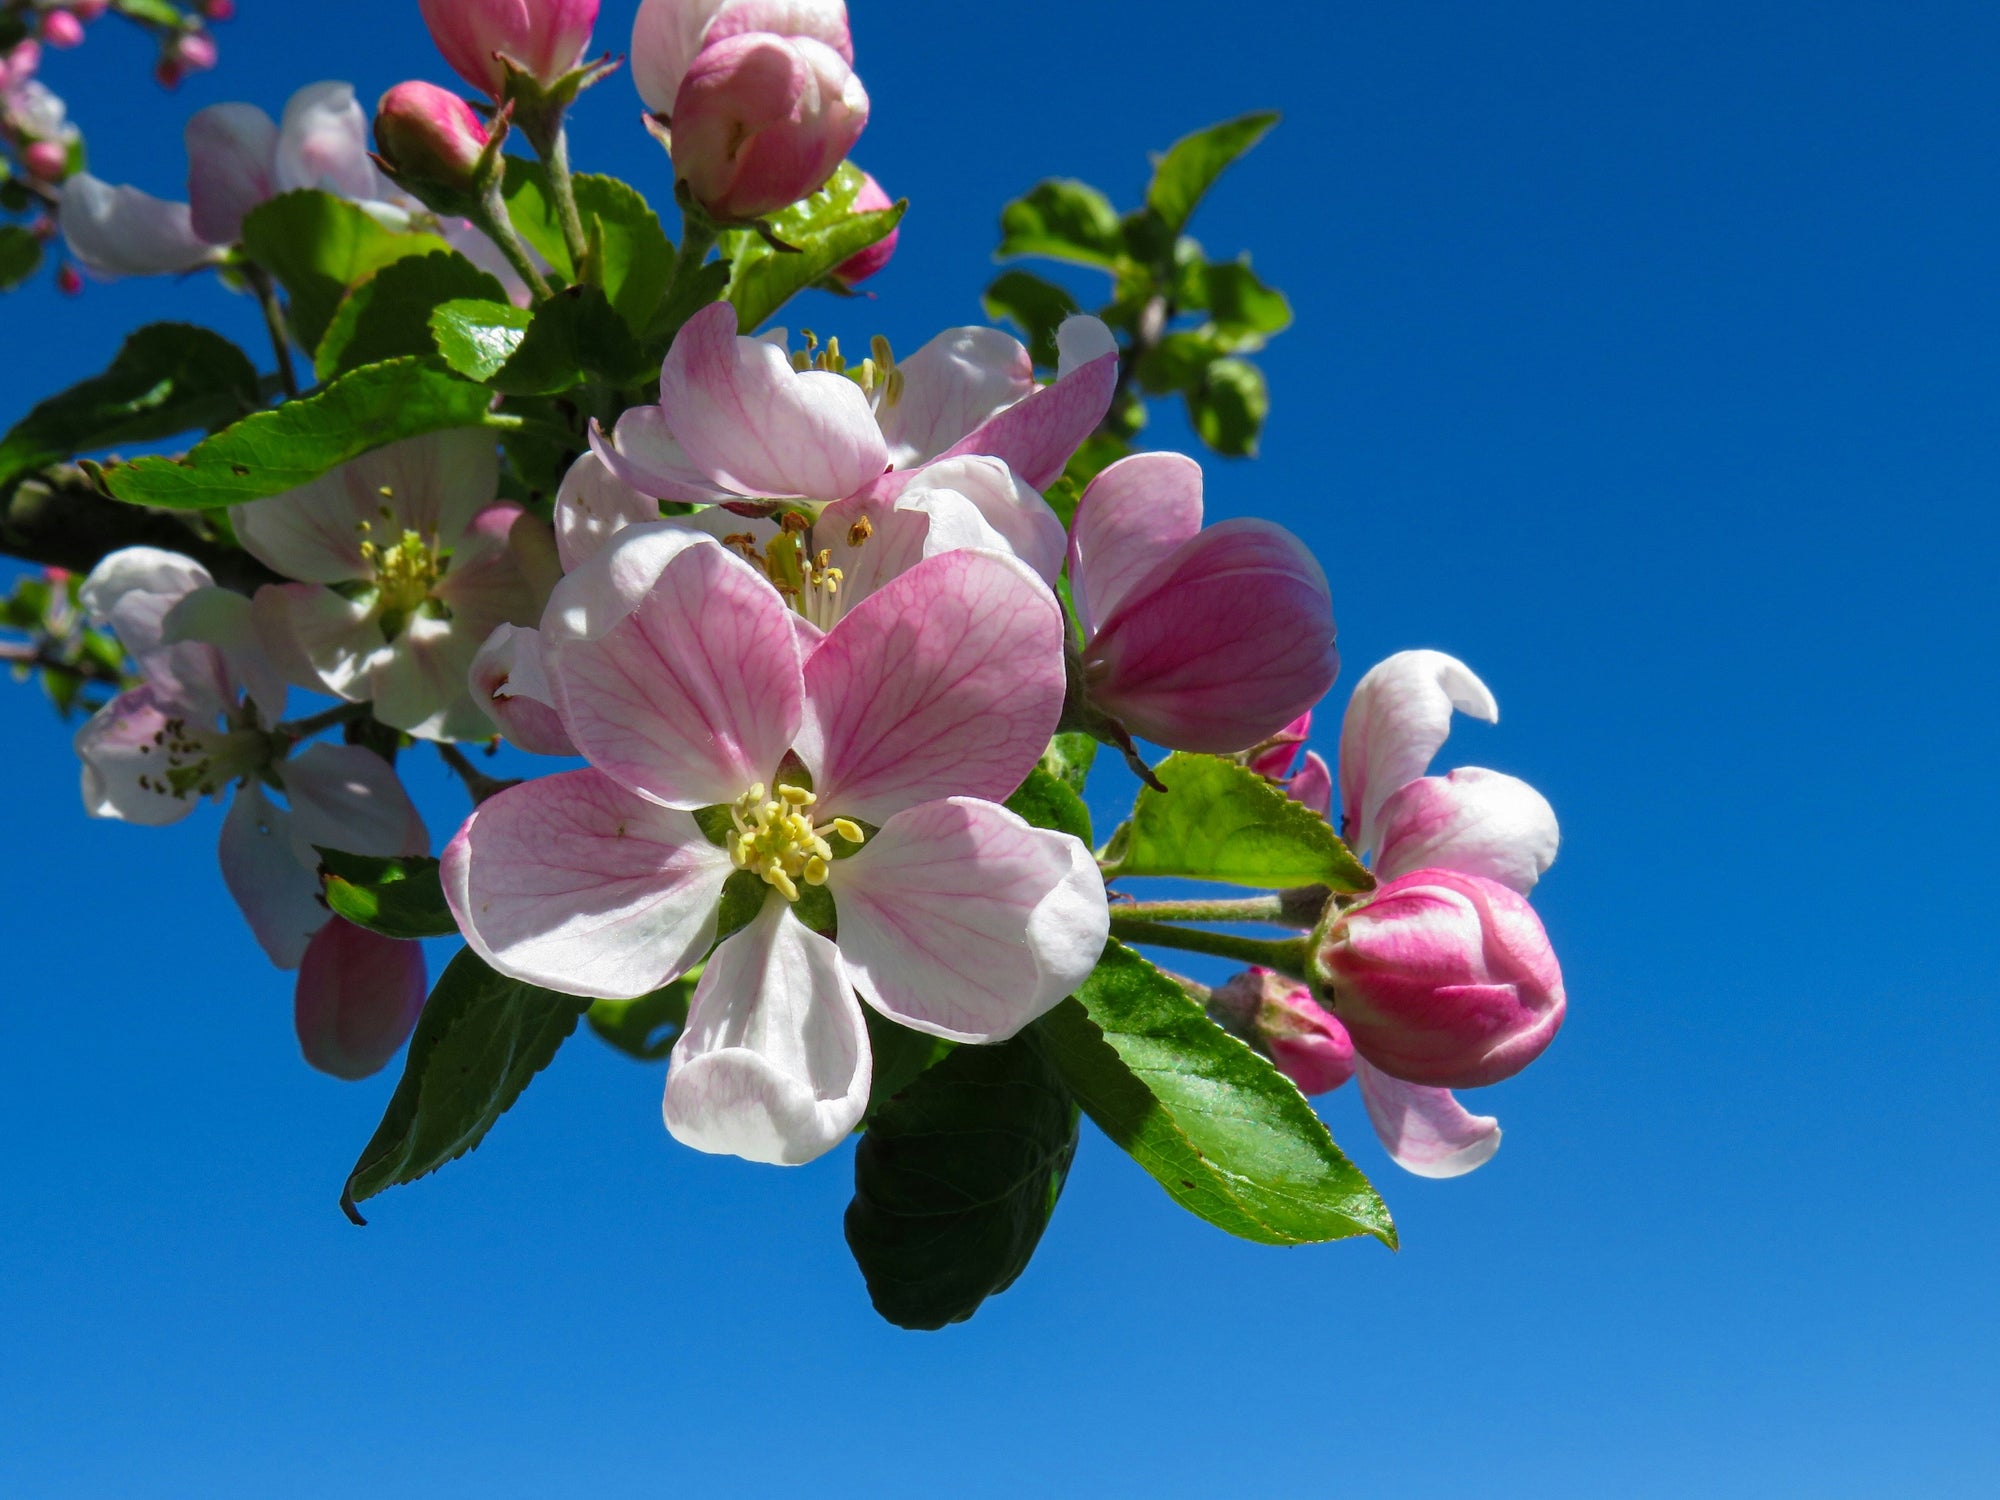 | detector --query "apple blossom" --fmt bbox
[631,0,853,115]
[419,0,599,97]
[1208,966,1356,1096]
[1067,451,1339,755]
[294,918,429,1081]
[444,528,1106,1164]
[238,431,559,741]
